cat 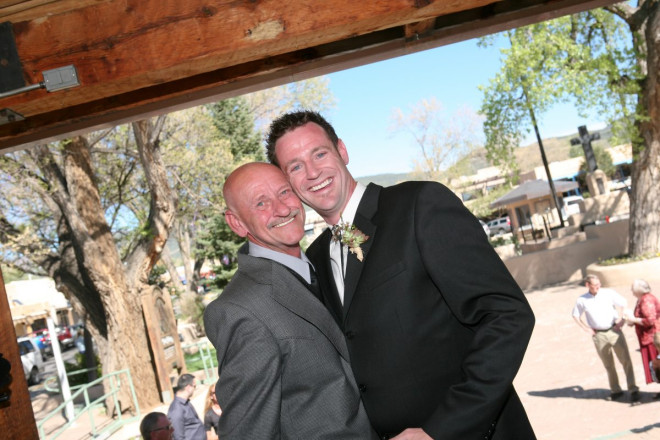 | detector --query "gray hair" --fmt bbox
[631,279,651,295]
[585,274,600,284]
